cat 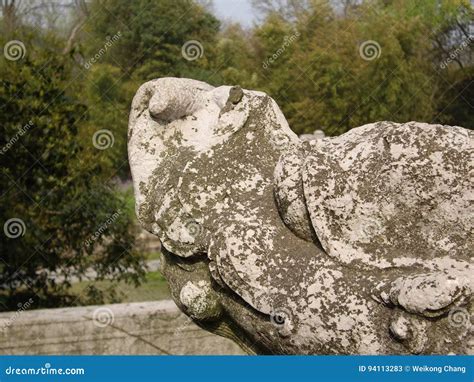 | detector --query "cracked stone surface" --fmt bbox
[128,77,473,355]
